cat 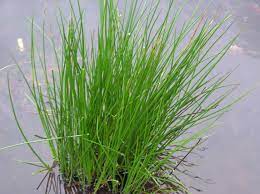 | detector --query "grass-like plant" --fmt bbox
[6,0,237,193]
